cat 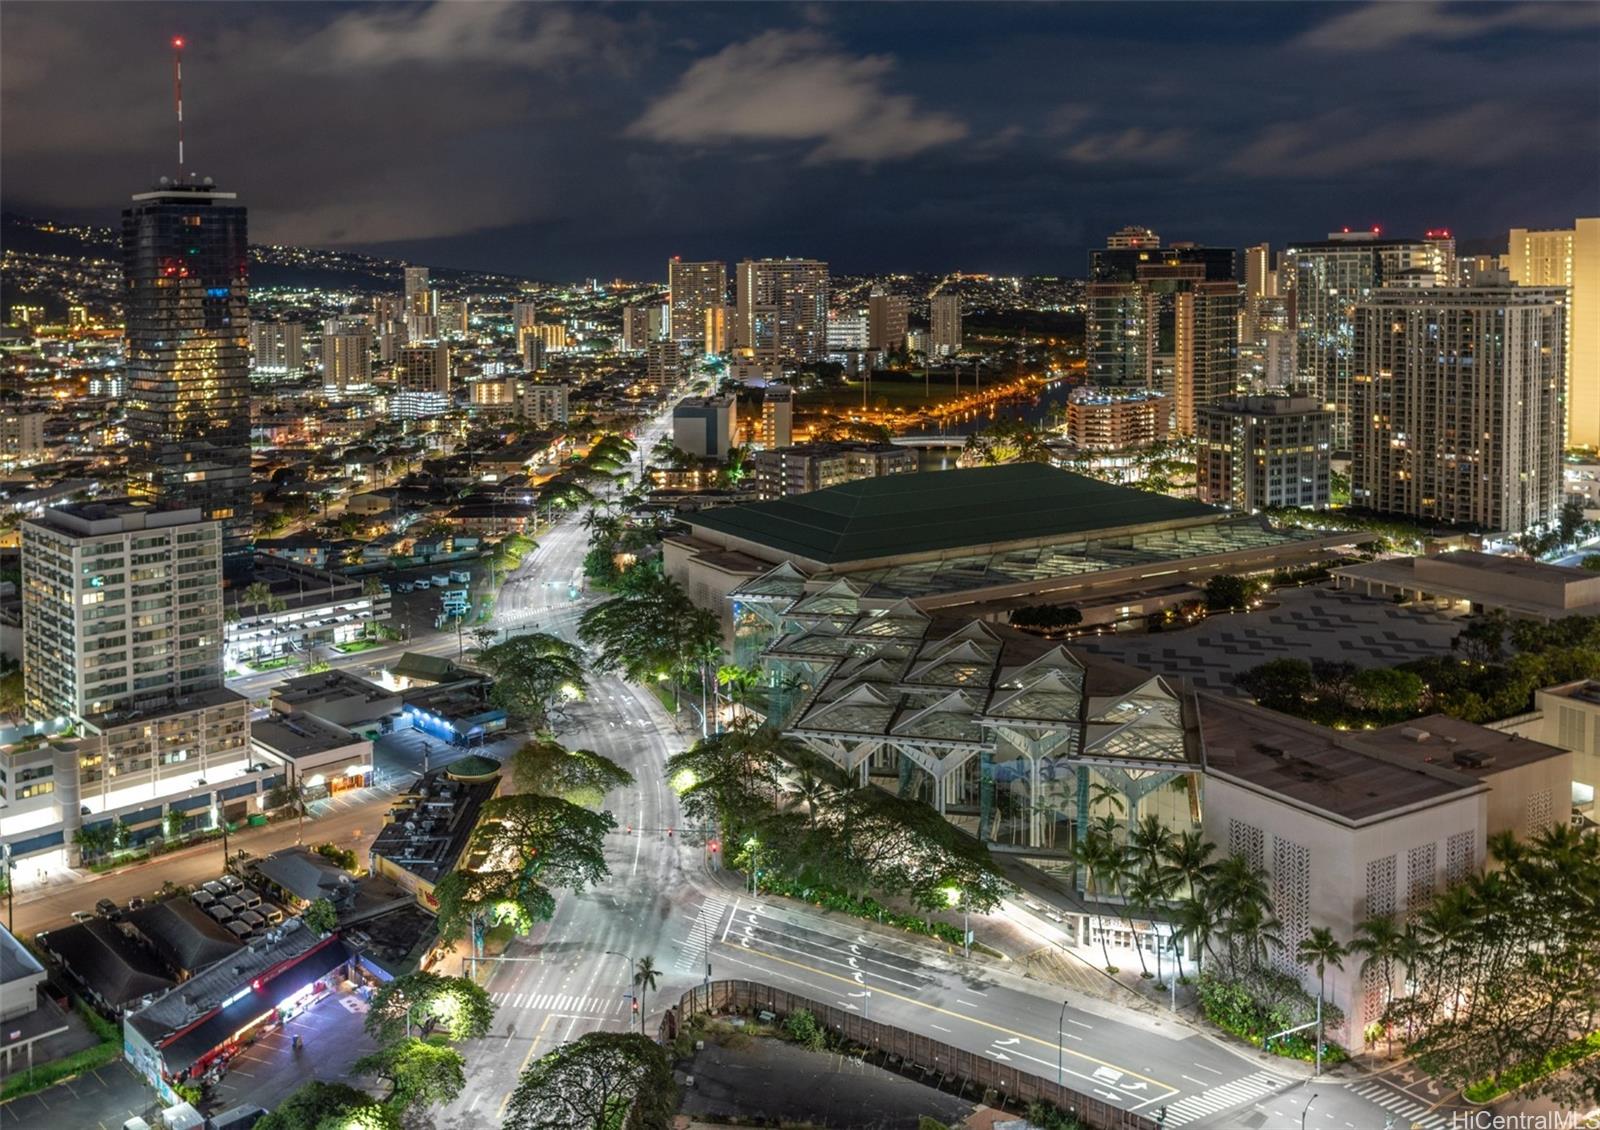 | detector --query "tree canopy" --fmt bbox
[254,1081,398,1130]
[350,1036,467,1113]
[434,794,614,942]
[364,972,496,1045]
[504,1032,676,1130]
[509,737,634,807]
[474,633,587,730]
